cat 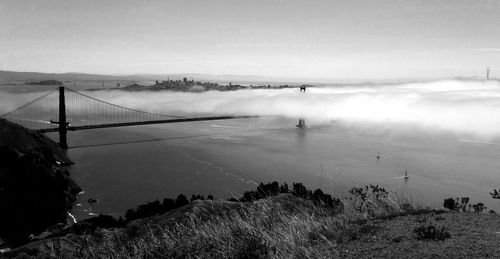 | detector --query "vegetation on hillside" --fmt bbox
[7,182,500,257]
[7,181,417,257]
